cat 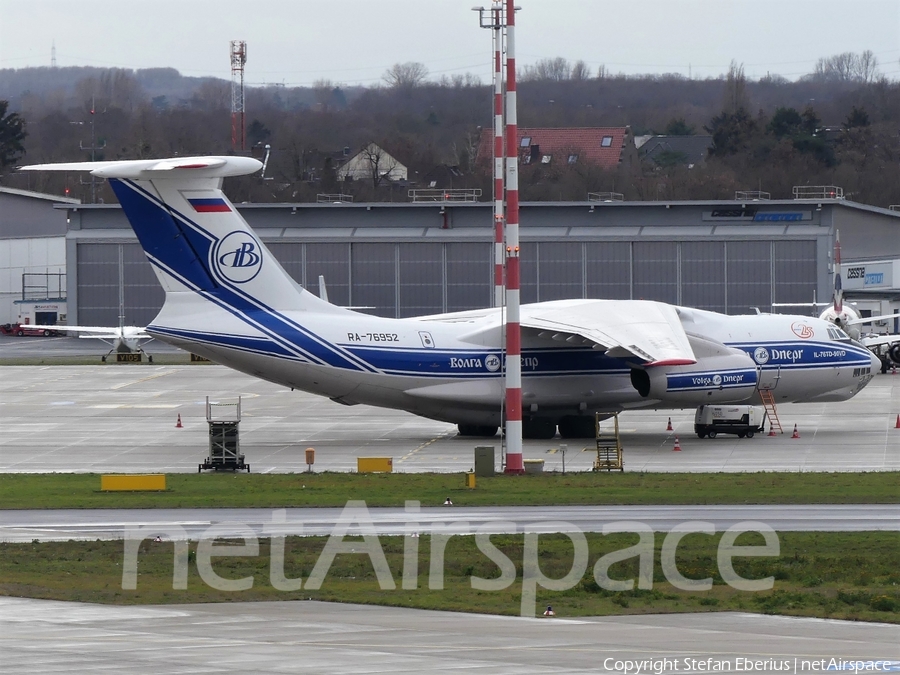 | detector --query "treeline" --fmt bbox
[1,54,899,206]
